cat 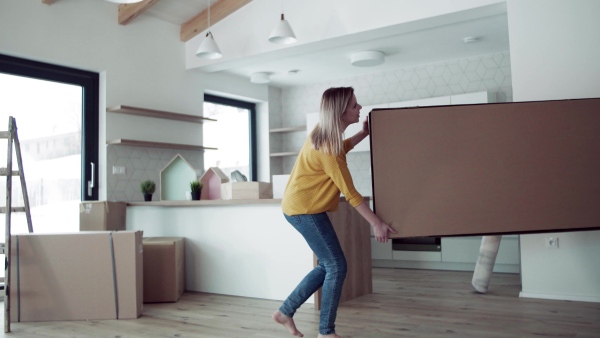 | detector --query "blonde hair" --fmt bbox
[309,87,354,156]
